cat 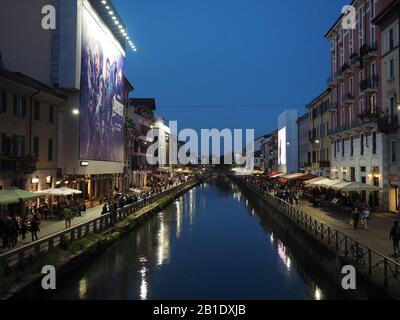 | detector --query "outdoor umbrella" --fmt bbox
[333,181,381,192]
[316,179,341,188]
[34,188,65,196]
[58,187,83,195]
[284,173,306,180]
[0,188,43,205]
[305,177,330,186]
